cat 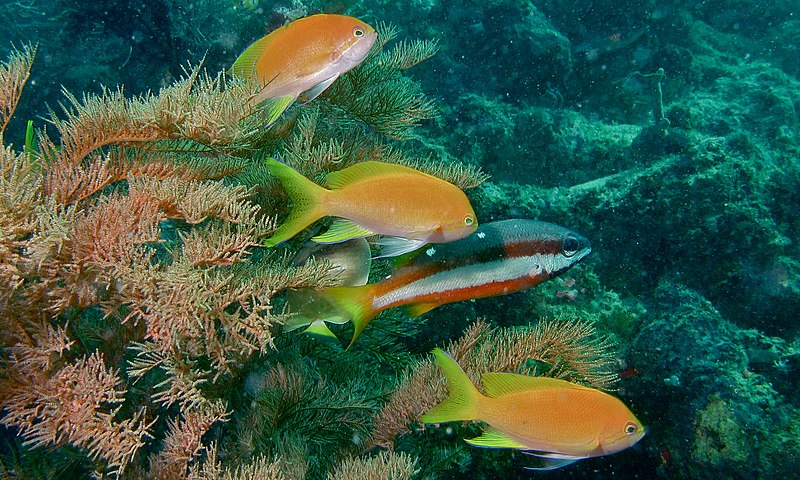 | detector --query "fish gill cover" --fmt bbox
[0,0,799,479]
